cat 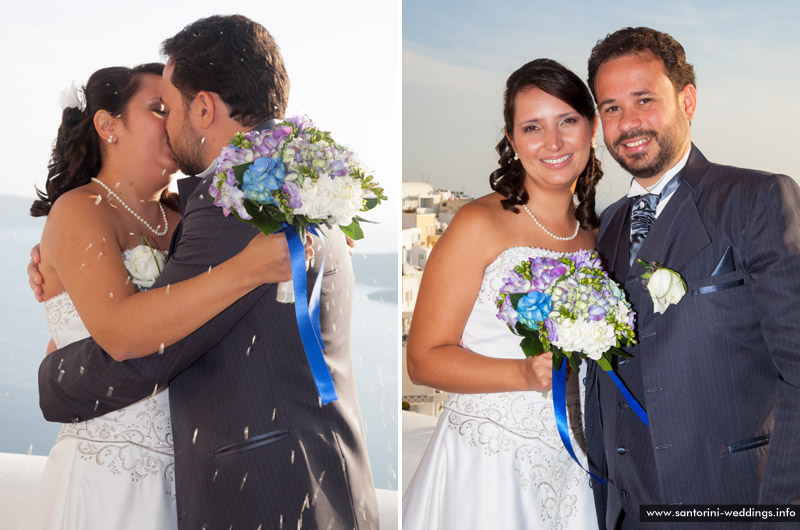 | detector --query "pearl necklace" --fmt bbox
[521,204,580,241]
[91,178,168,237]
